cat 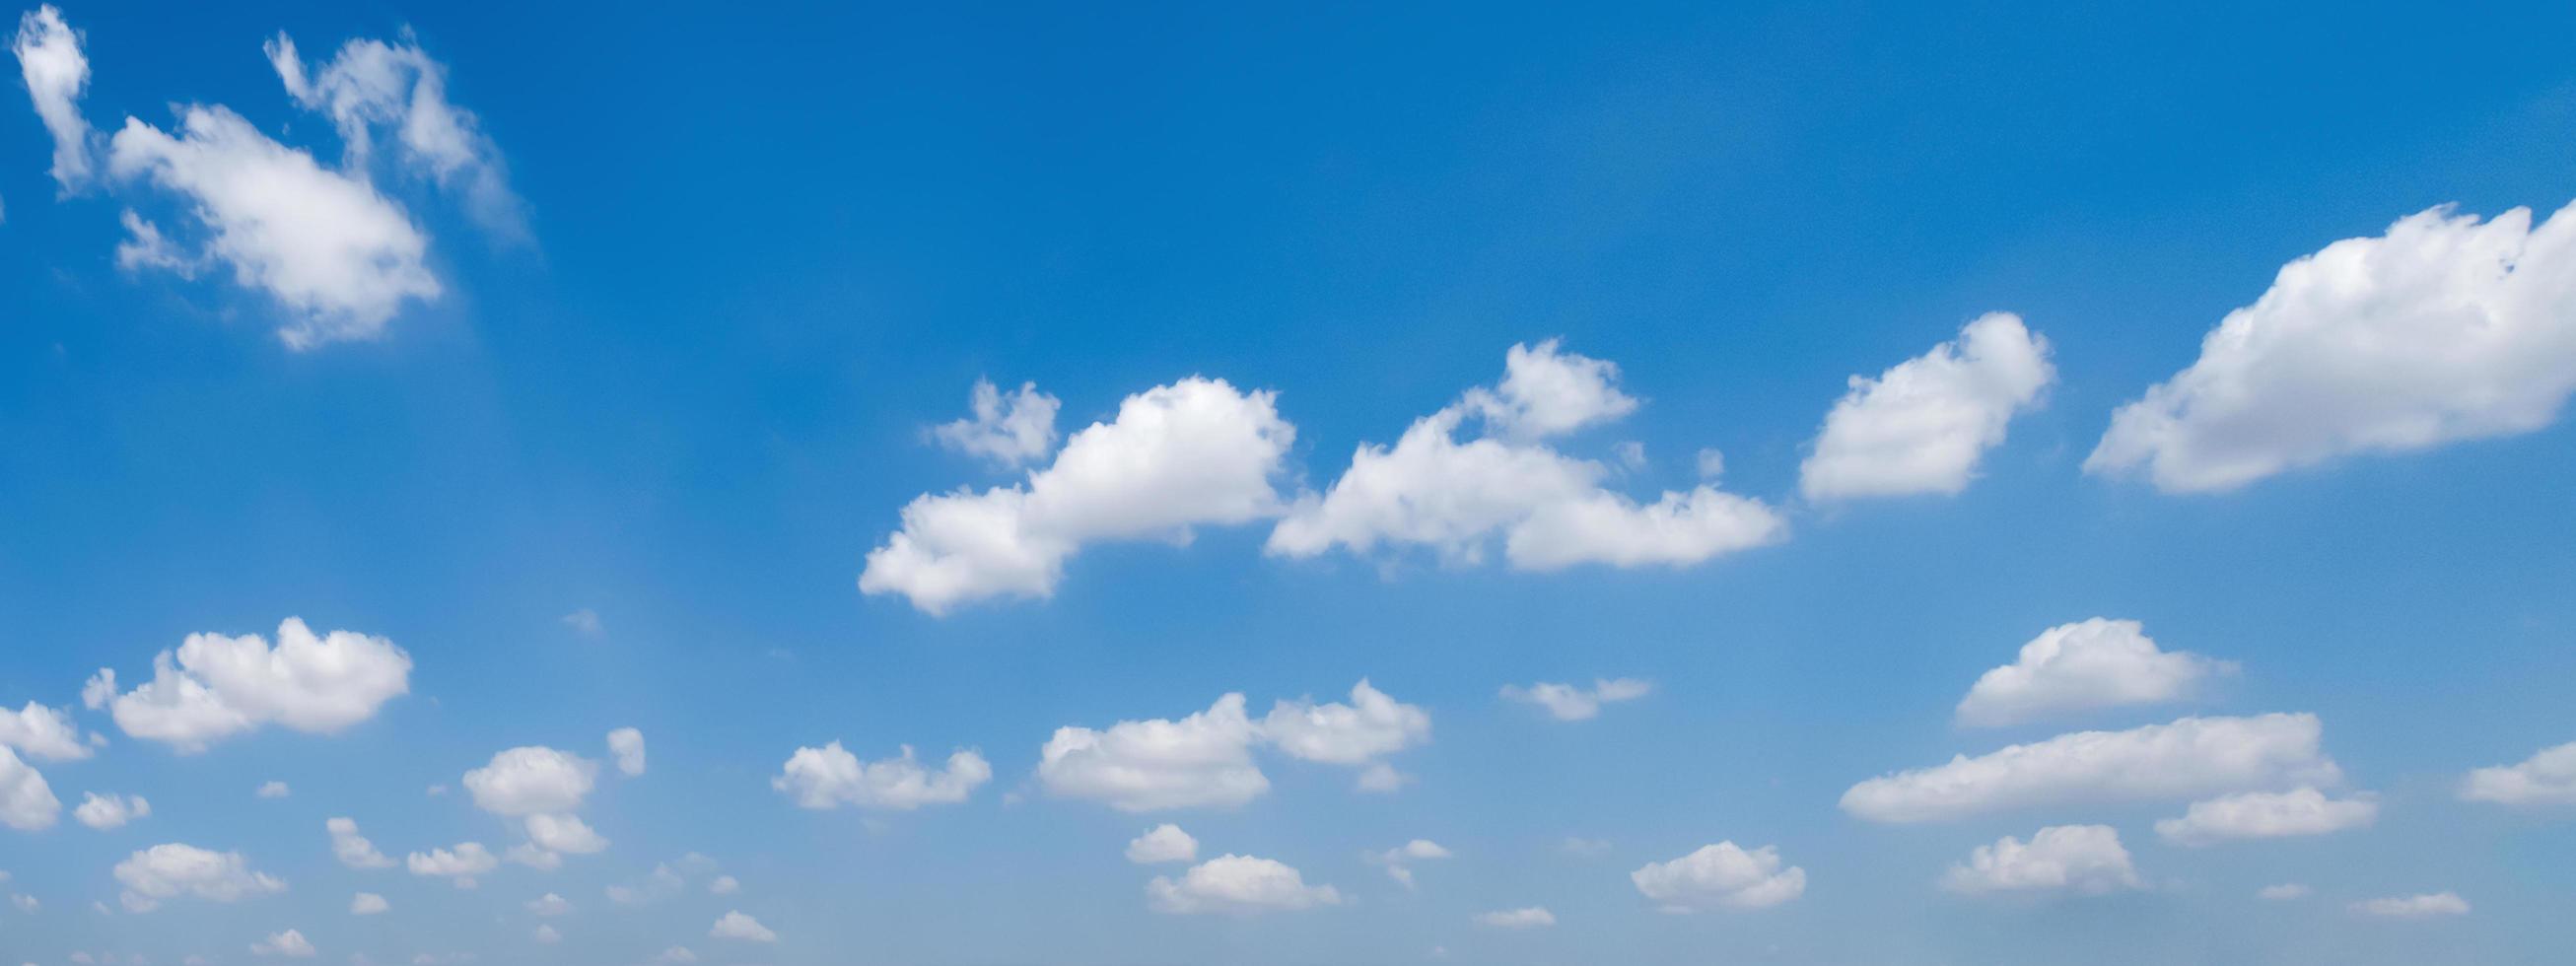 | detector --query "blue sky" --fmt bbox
[4,1,2576,964]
